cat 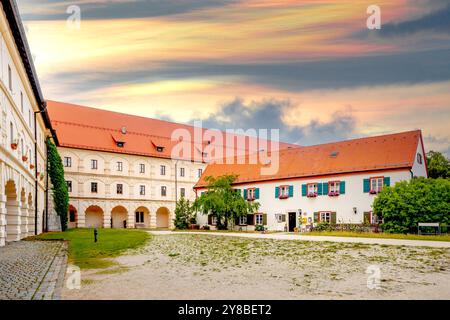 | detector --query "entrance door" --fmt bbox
[288,212,296,232]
